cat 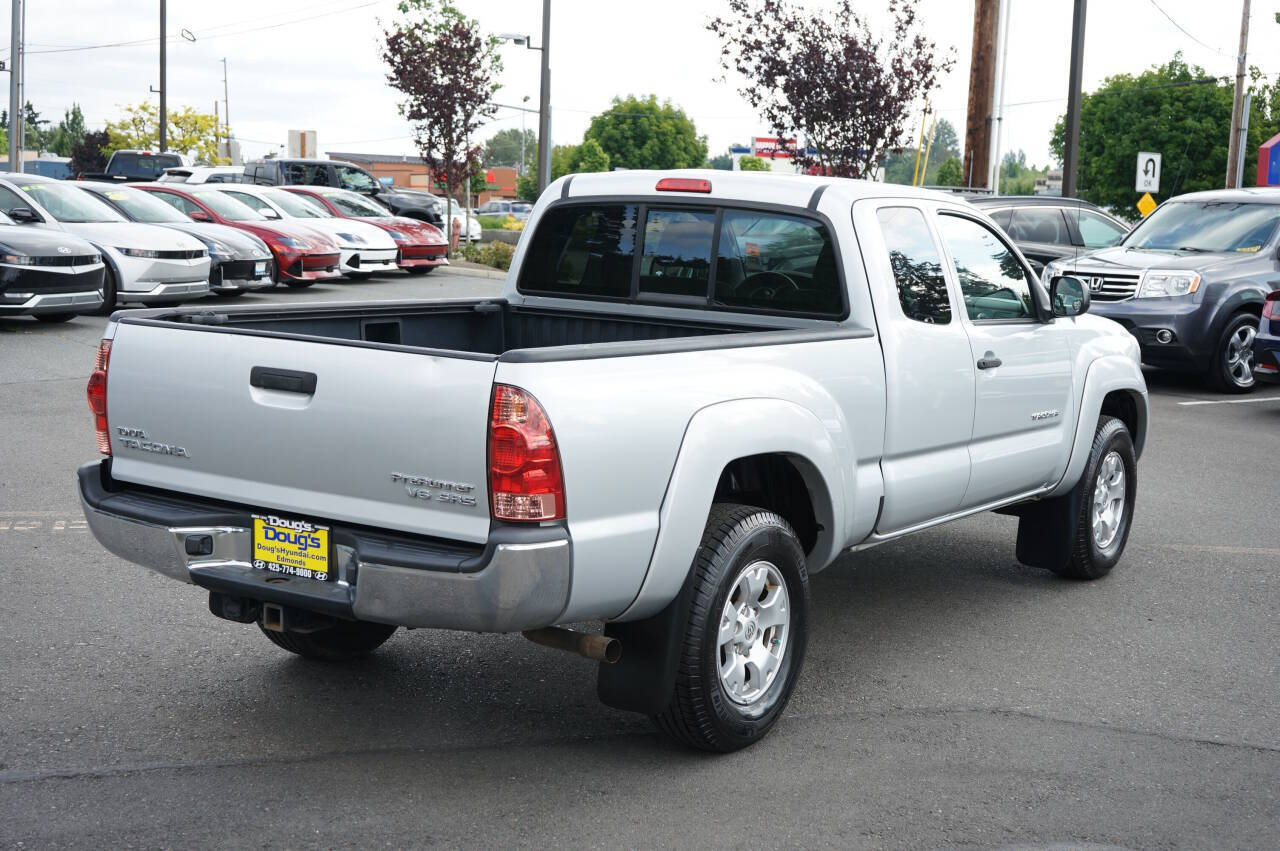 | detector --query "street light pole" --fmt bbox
[159,0,167,152]
[1061,0,1087,198]
[536,0,551,194]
